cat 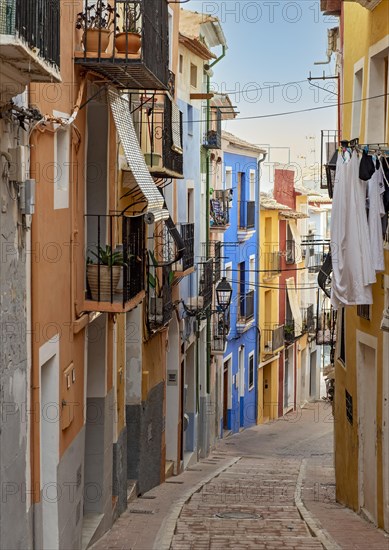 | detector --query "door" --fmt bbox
[358,342,377,523]
[223,364,228,429]
[257,367,264,423]
[309,350,317,399]
[263,363,272,422]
